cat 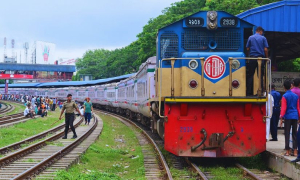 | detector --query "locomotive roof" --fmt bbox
[158,10,255,31]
